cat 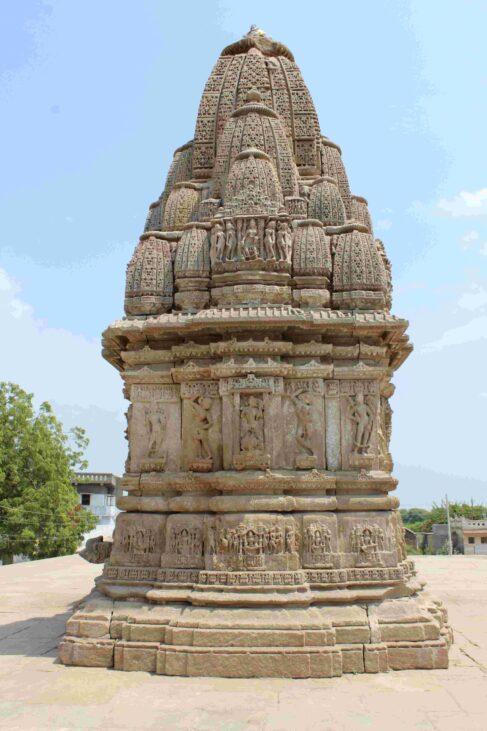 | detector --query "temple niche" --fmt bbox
[60,26,452,677]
